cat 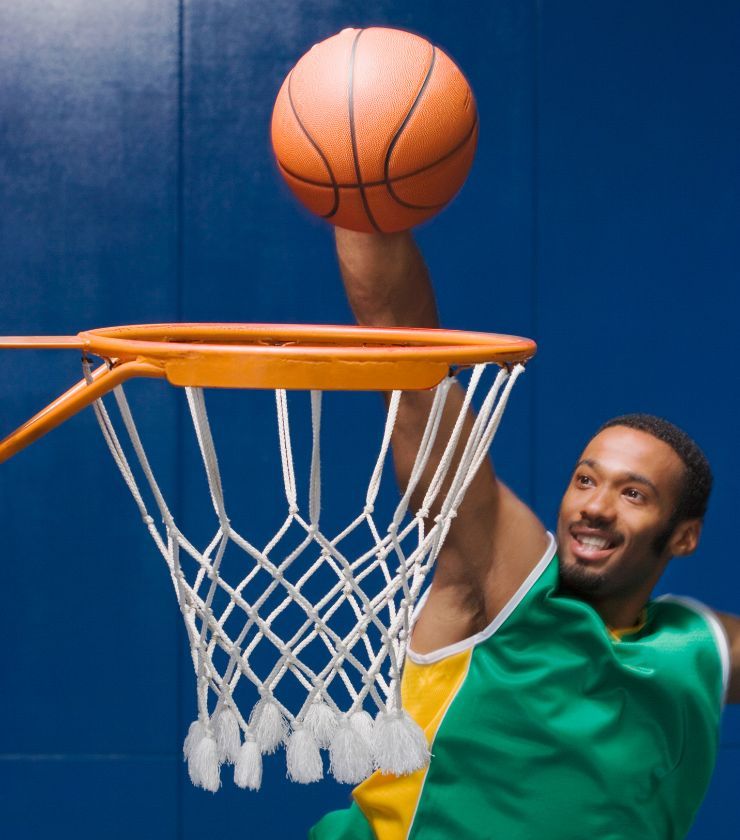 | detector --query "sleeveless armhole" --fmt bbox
[656,594,731,705]
[351,534,557,840]
[406,532,557,665]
